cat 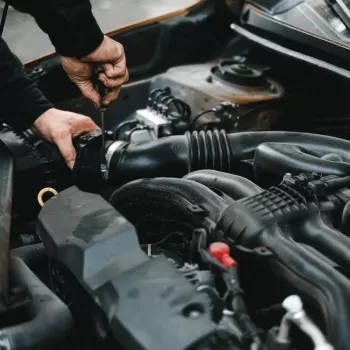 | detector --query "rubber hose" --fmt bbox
[228,132,350,178]
[106,131,350,186]
[0,257,73,350]
[110,177,227,225]
[297,214,350,271]
[11,244,45,267]
[107,130,231,185]
[183,170,263,199]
